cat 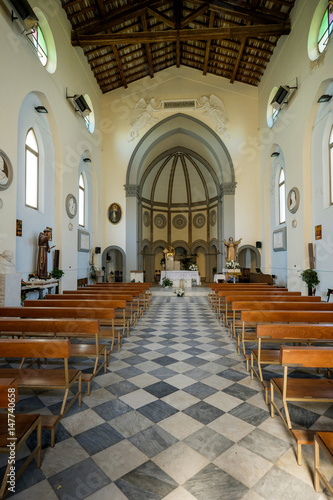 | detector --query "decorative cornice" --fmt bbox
[221,182,237,196]
[124,184,139,198]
